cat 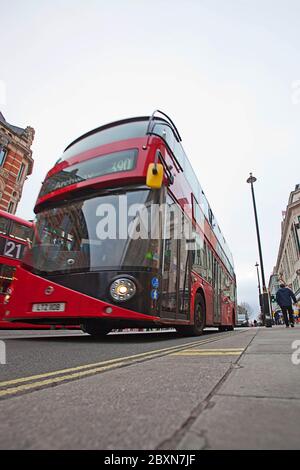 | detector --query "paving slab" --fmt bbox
[178,395,300,449]
[217,329,300,399]
[245,326,300,354]
[175,326,300,449]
